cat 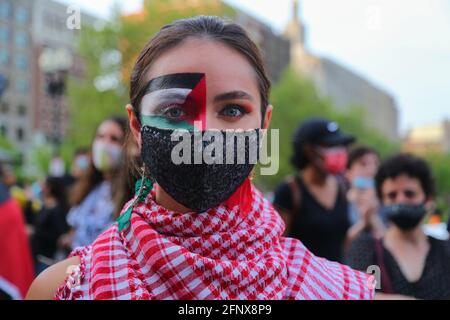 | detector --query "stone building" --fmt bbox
[284,0,399,141]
